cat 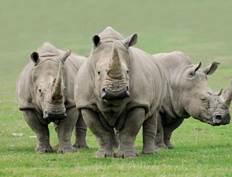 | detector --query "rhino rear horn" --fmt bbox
[123,34,138,48]
[203,62,220,75]
[31,52,39,65]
